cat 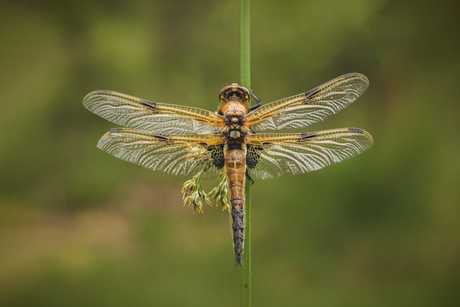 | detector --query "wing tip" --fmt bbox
[348,127,374,147]
[347,127,363,133]
[83,89,112,99]
[82,90,113,109]
[95,90,112,94]
[343,72,358,78]
[342,72,369,86]
[300,128,373,147]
